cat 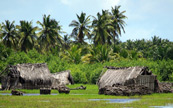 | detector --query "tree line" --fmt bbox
[0,6,126,52]
[0,5,173,82]
[0,5,173,63]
